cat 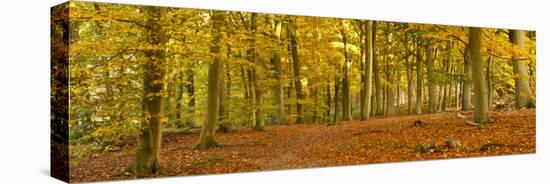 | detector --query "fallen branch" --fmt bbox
[465,120,480,126]
[457,113,480,126]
